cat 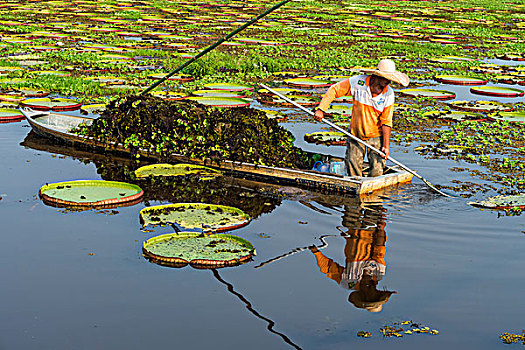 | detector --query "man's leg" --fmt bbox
[367,136,385,177]
[346,137,365,177]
